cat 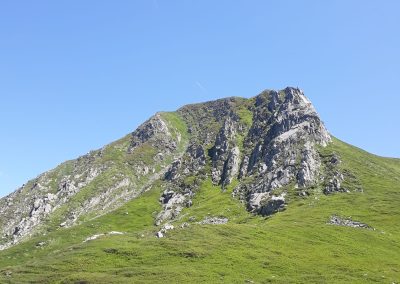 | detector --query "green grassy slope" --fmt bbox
[0,111,190,249]
[0,138,399,283]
